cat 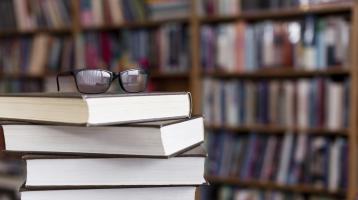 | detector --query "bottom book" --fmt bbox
[21,186,198,200]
